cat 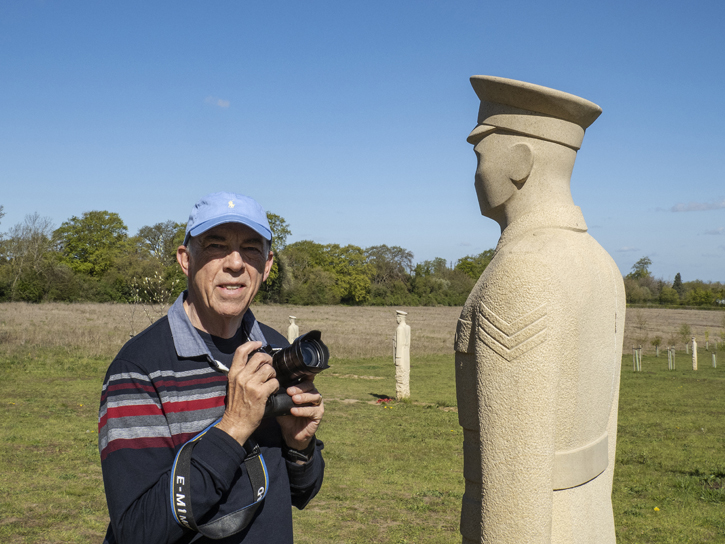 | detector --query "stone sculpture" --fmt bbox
[393,310,411,400]
[287,316,300,344]
[455,76,625,543]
